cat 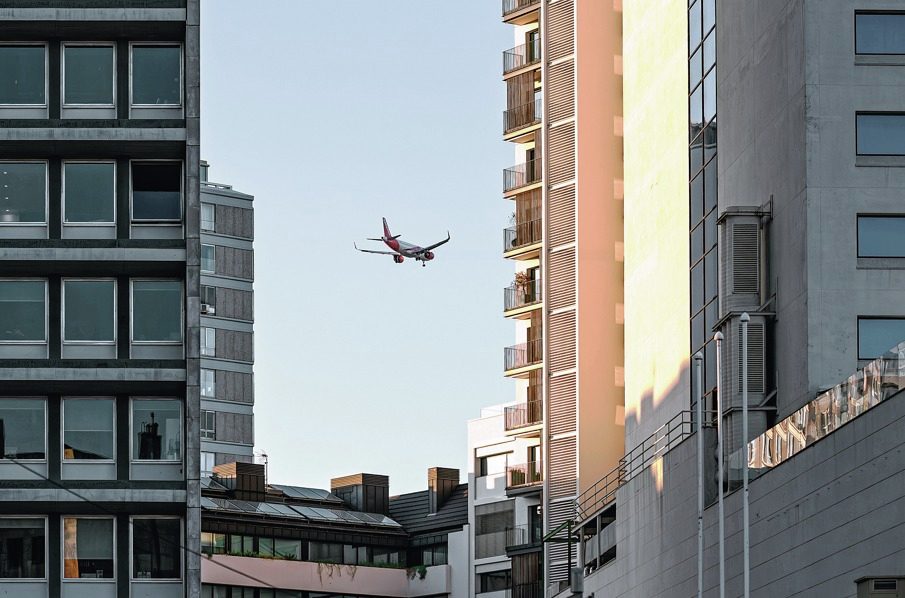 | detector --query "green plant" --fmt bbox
[406,565,428,580]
